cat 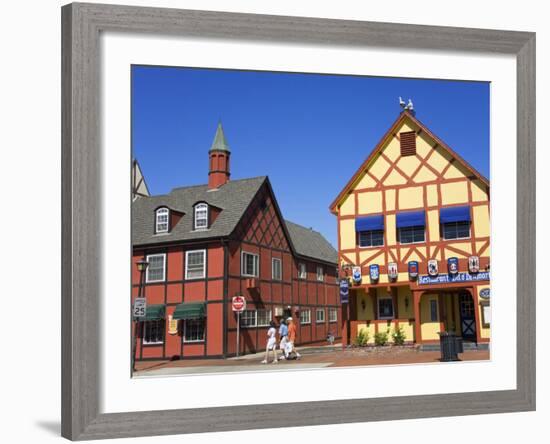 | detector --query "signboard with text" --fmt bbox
[418,271,490,285]
[339,279,349,304]
[232,295,247,312]
[133,297,147,319]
